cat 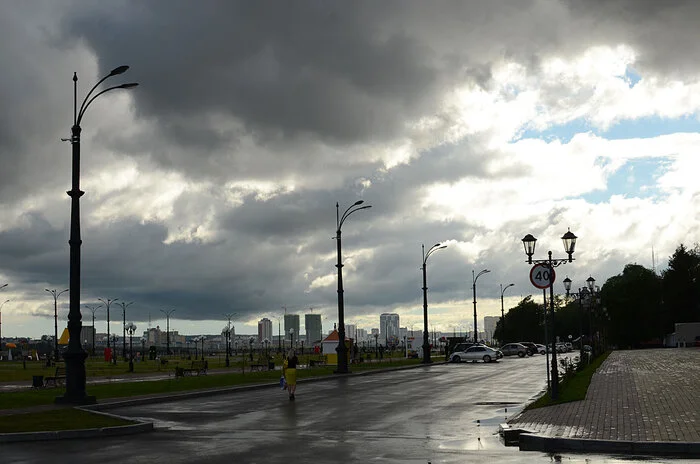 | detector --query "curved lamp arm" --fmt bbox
[501,283,515,297]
